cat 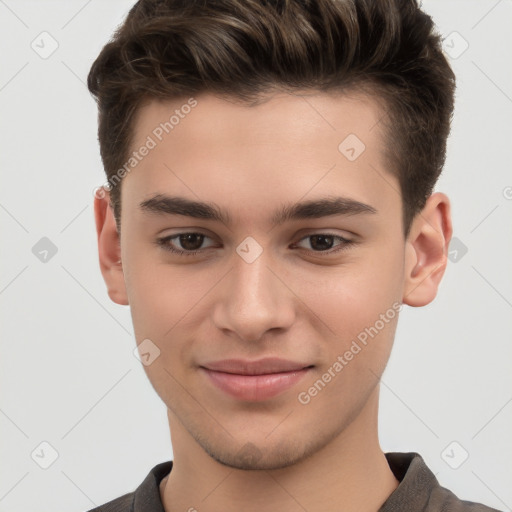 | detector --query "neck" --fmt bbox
[160,388,398,512]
